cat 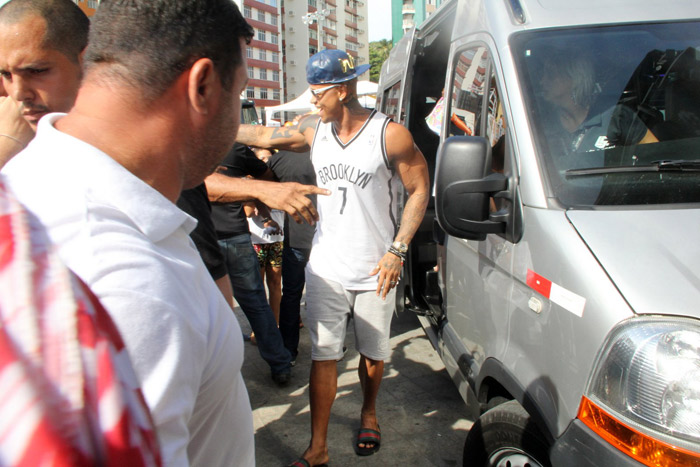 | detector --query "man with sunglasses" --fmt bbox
[236,49,430,467]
